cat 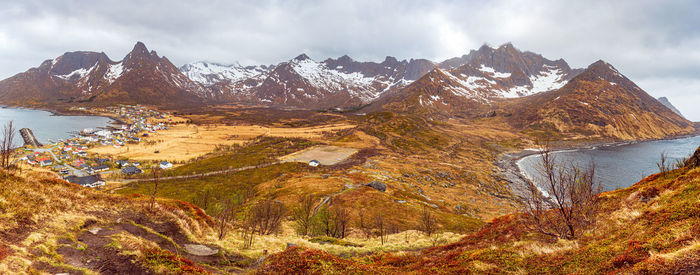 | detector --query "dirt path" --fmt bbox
[116,161,282,183]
